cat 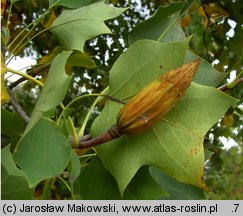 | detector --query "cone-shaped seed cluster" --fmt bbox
[78,59,200,149]
[117,59,200,134]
